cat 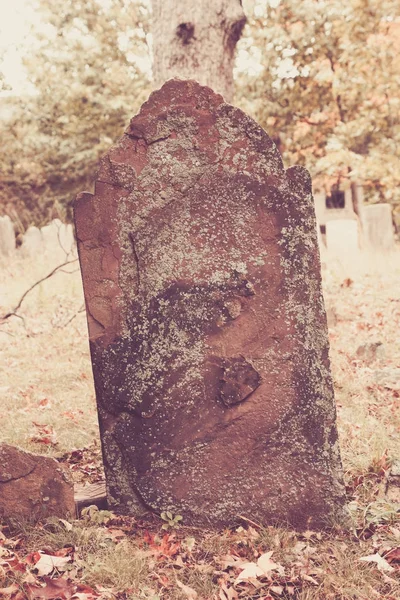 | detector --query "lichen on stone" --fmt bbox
[74,79,347,529]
